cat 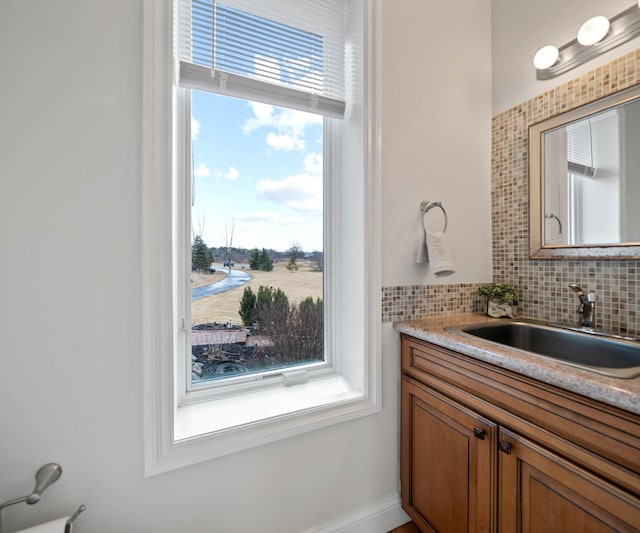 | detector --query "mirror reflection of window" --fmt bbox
[541,97,640,247]
[566,110,619,246]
